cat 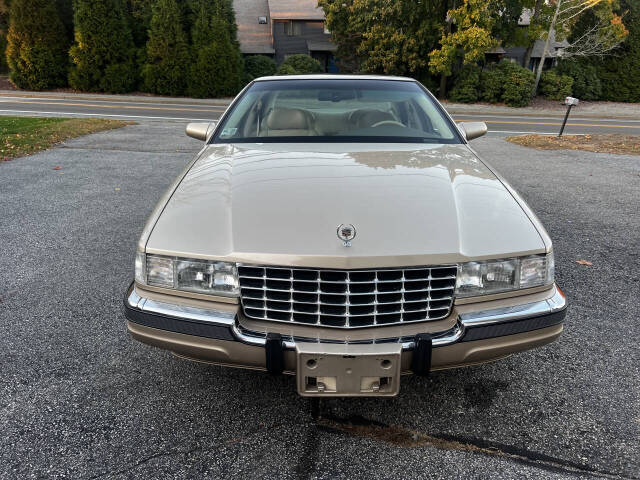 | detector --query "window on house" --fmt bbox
[258,16,267,24]
[283,21,302,36]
